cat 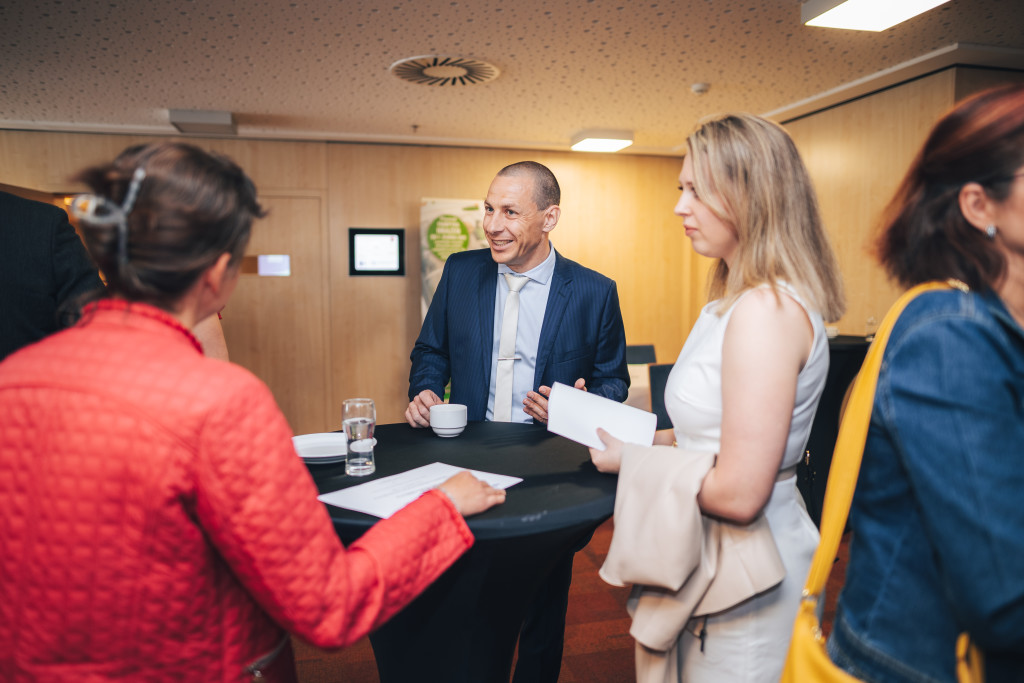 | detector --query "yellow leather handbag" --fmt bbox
[780,281,984,683]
